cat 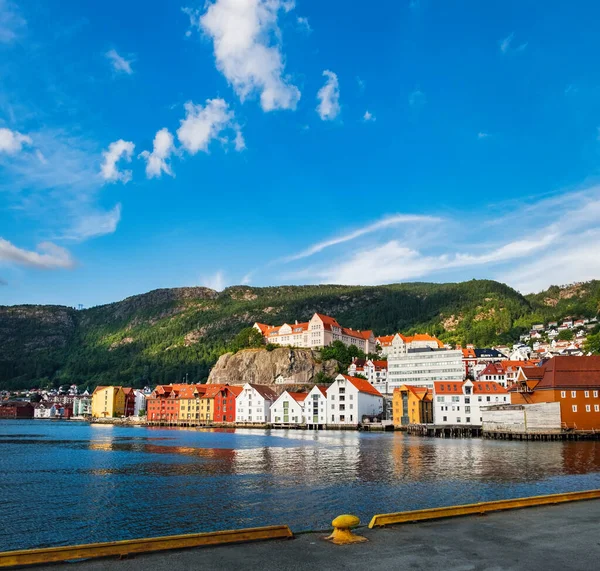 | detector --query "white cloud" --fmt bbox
[478,132,490,139]
[0,0,26,44]
[363,110,375,122]
[100,139,135,183]
[62,204,122,242]
[409,88,425,108]
[139,128,175,178]
[281,214,441,263]
[0,127,31,153]
[500,32,527,54]
[187,0,301,112]
[177,99,243,154]
[316,70,340,121]
[201,270,227,291]
[0,238,74,269]
[356,76,365,91]
[105,49,134,75]
[297,16,311,33]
